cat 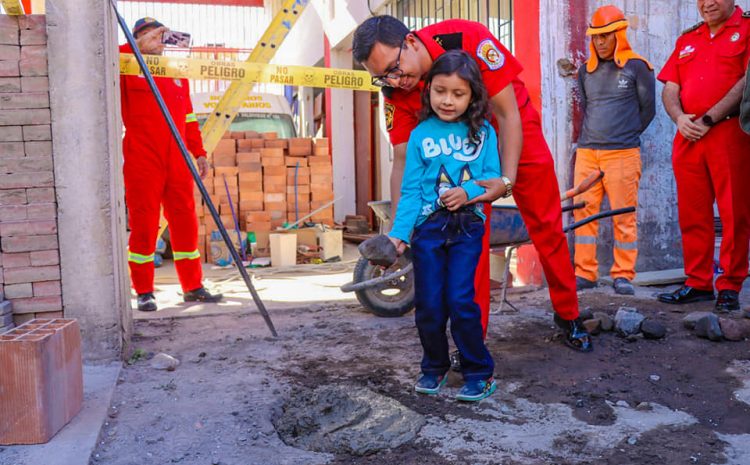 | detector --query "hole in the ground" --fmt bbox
[272,384,426,456]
